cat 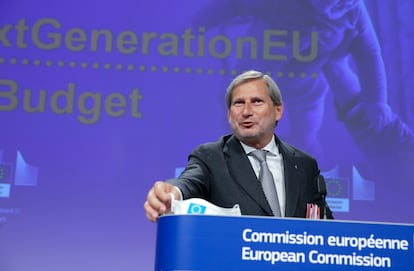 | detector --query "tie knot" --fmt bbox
[250,149,267,163]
